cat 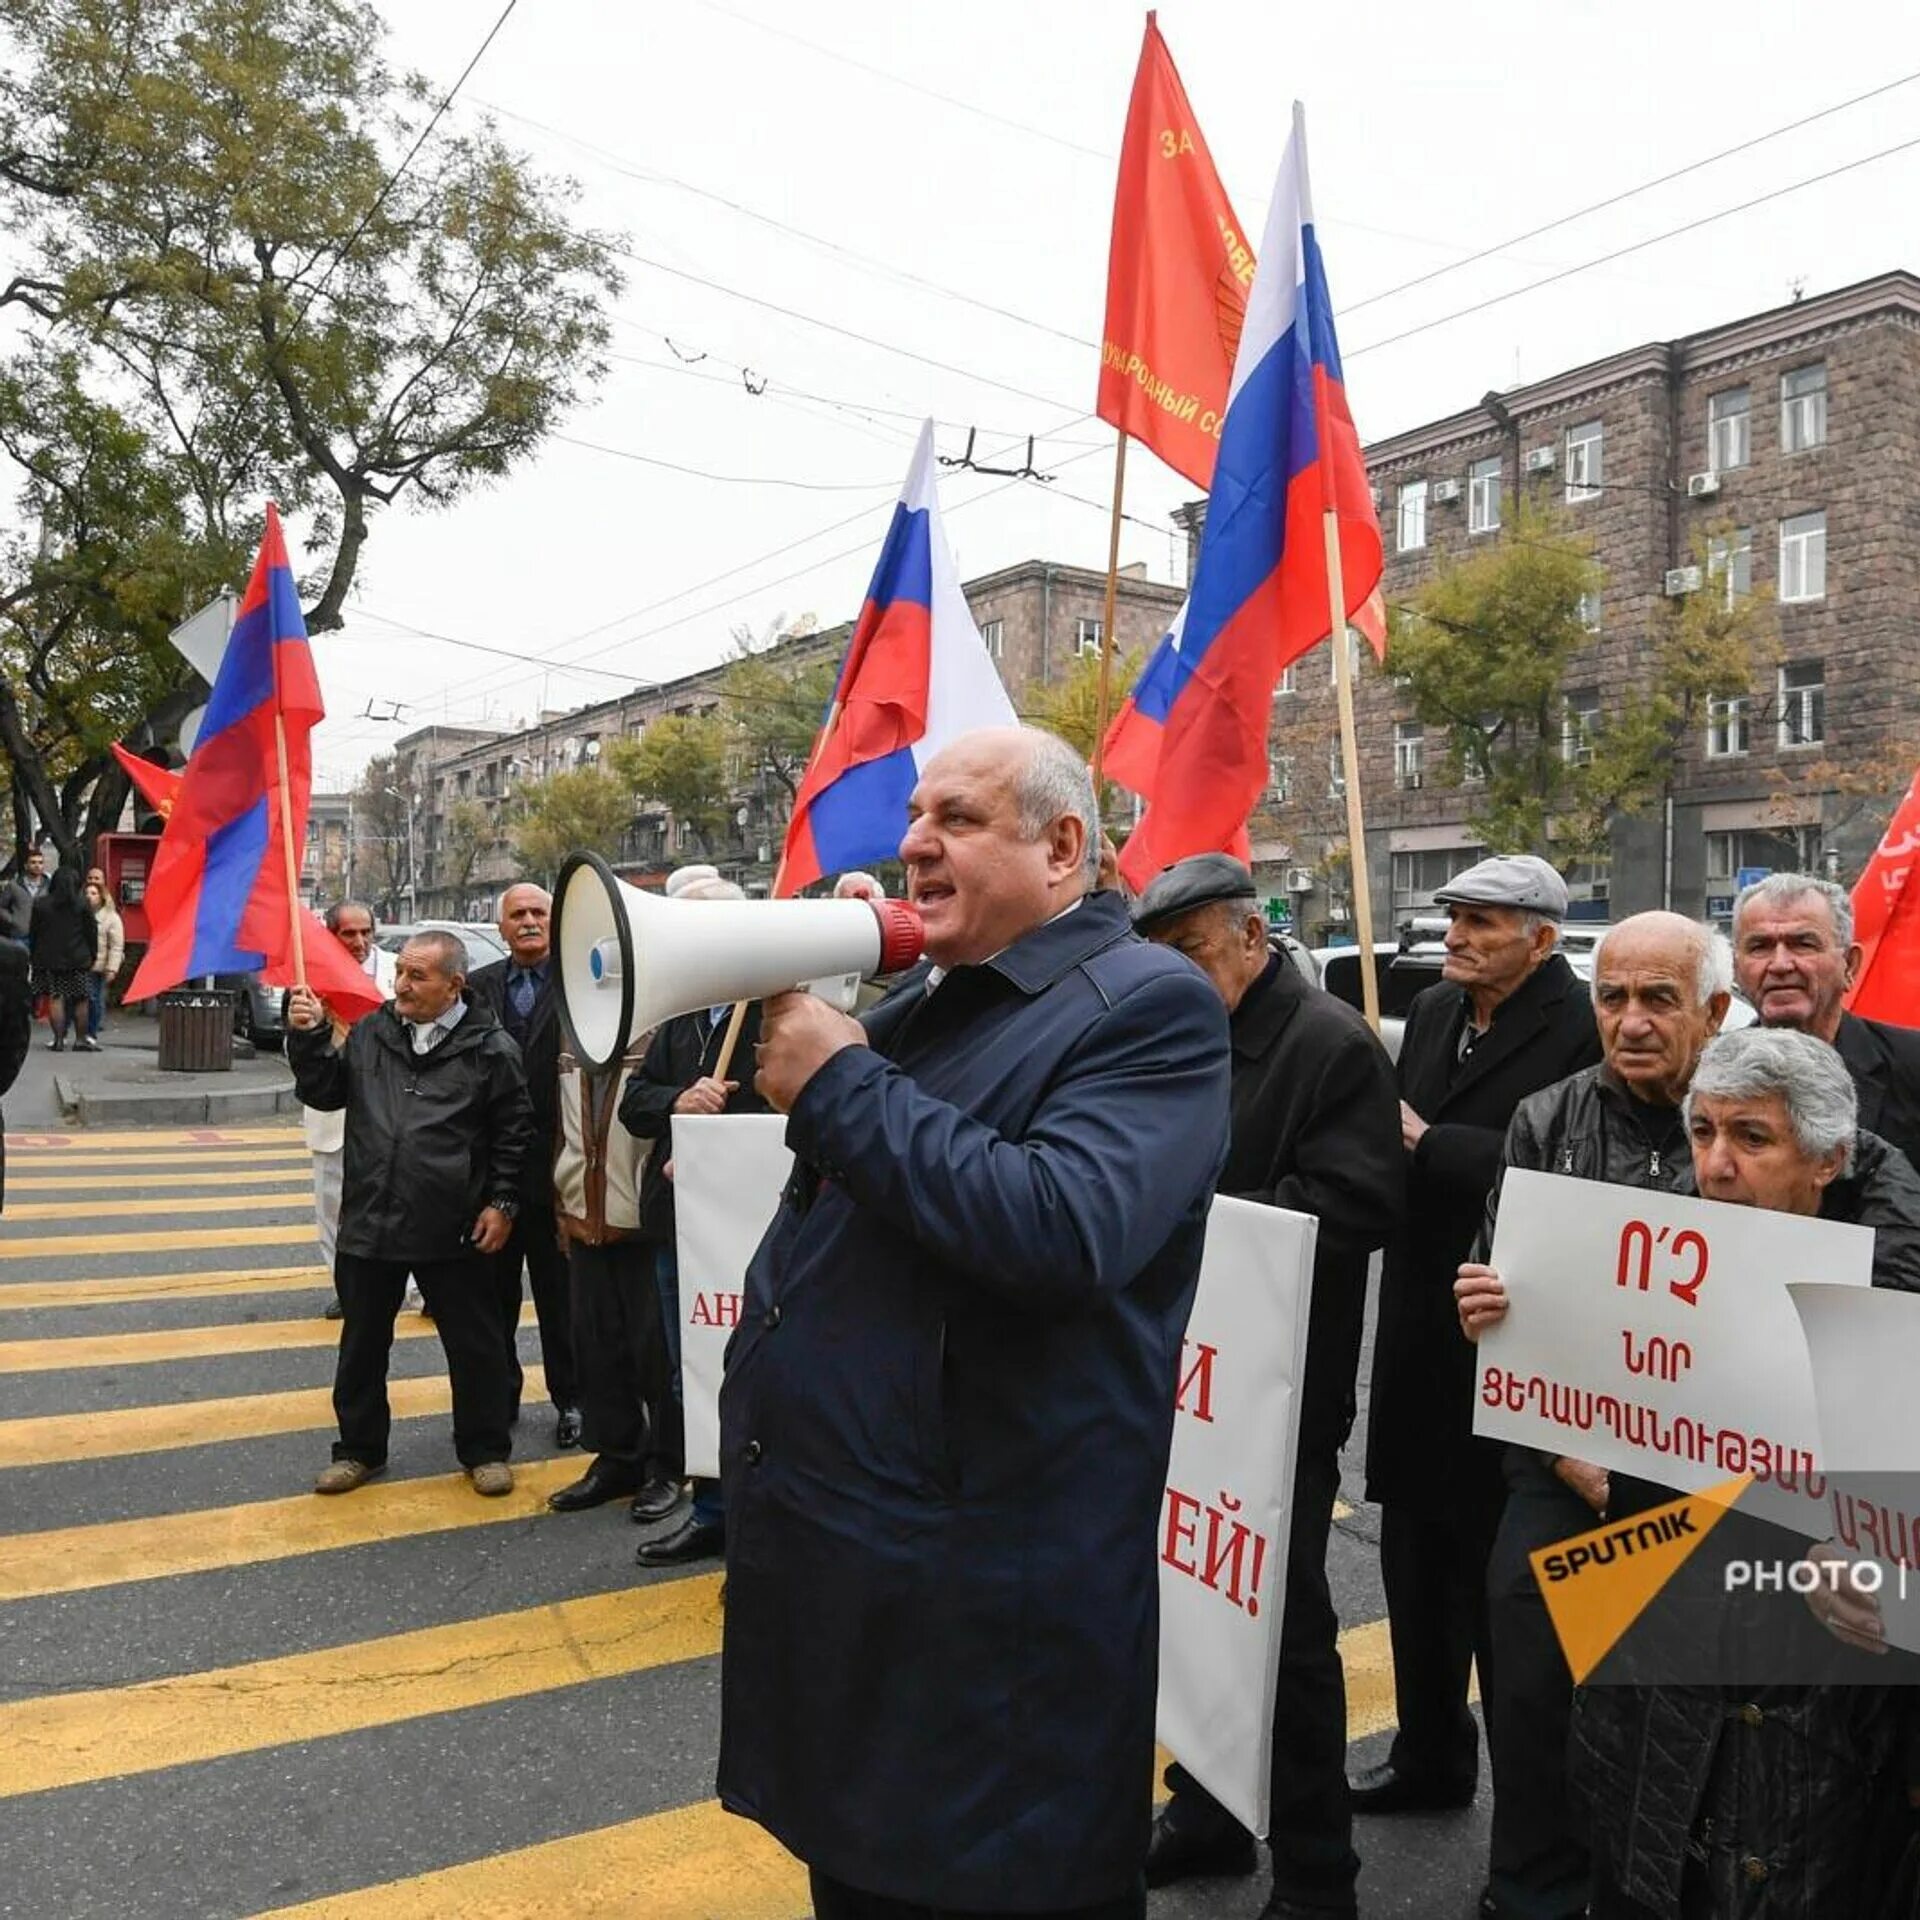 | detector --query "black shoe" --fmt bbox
[1143,1811,1258,1888]
[629,1476,684,1525]
[635,1514,724,1566]
[46,1037,63,1052]
[547,1457,640,1512]
[554,1406,584,1449]
[1347,1760,1475,1814]
[323,1297,344,1321]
